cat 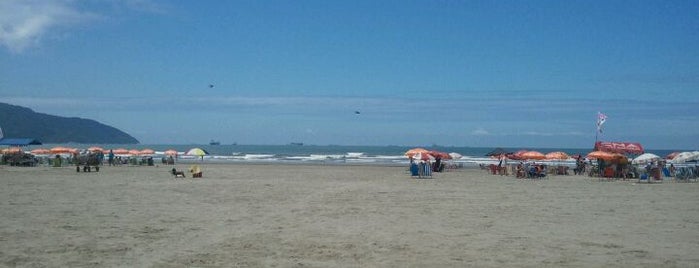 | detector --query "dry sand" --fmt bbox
[1,163,698,267]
